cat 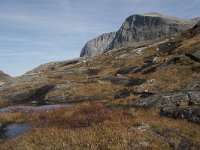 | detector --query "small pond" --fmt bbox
[0,123,32,141]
